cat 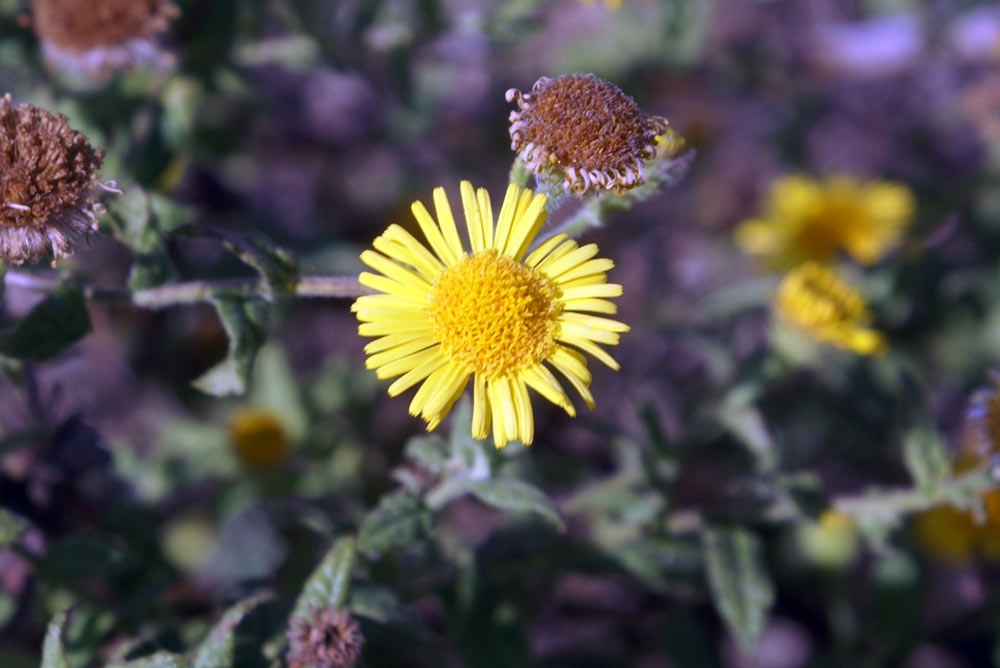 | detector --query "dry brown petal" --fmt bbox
[0,94,104,264]
[507,73,668,194]
[286,606,364,668]
[31,0,178,51]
